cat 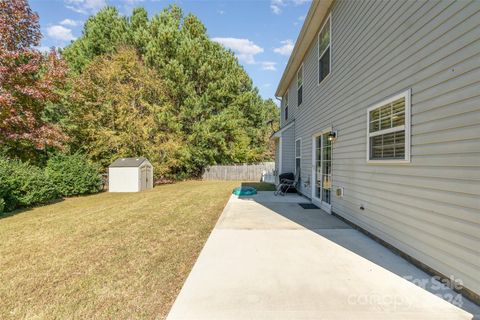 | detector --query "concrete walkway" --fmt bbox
[167,192,480,320]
